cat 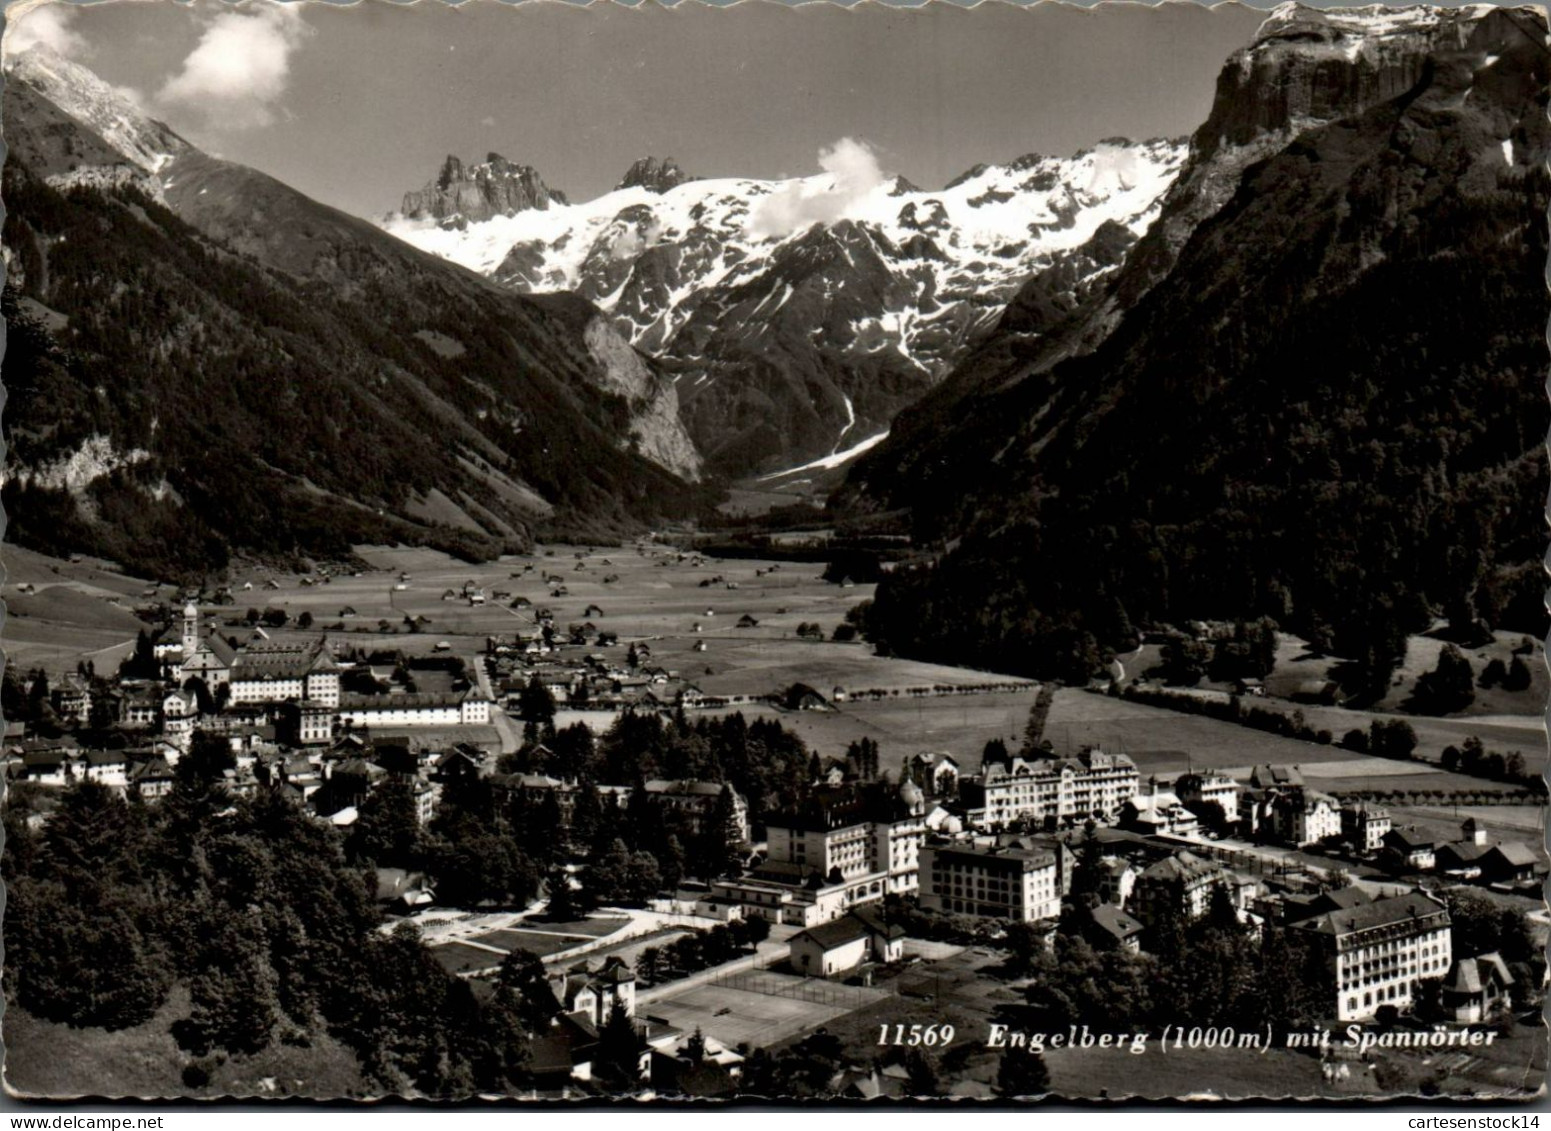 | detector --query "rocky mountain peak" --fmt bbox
[402,152,564,226]
[5,44,186,175]
[617,156,695,194]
